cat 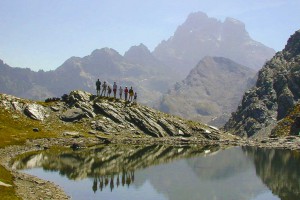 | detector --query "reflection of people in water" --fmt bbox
[92,171,135,193]
[110,176,114,191]
[93,178,97,193]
